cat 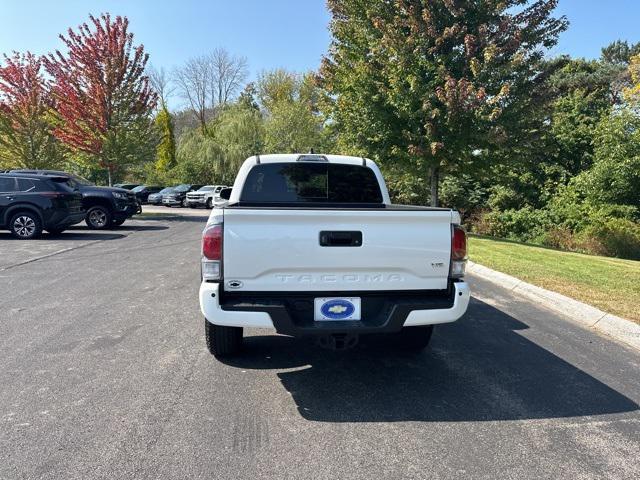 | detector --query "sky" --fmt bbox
[1,0,639,108]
